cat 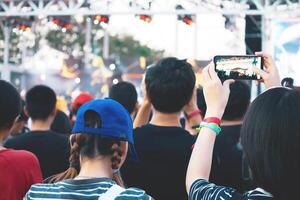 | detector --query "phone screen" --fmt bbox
[214,55,263,80]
